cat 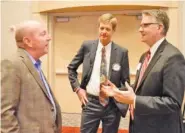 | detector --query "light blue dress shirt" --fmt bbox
[25,50,57,121]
